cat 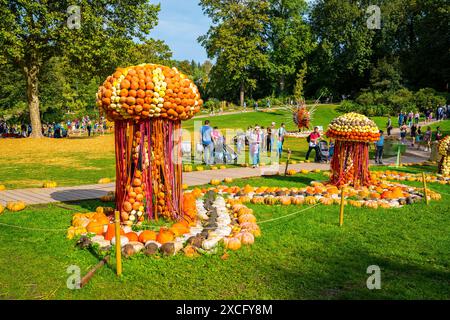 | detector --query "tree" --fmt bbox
[369,57,402,92]
[308,0,376,97]
[0,1,160,137]
[198,0,269,107]
[265,0,314,94]
[293,62,307,103]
